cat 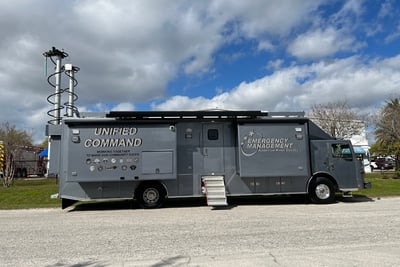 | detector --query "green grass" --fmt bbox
[0,178,60,209]
[355,171,400,198]
[0,172,399,209]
